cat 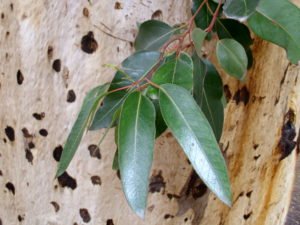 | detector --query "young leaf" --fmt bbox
[134,20,174,51]
[216,39,248,81]
[118,92,156,218]
[248,0,300,64]
[192,28,207,57]
[159,84,232,206]
[223,0,260,22]
[151,52,193,91]
[216,19,253,68]
[192,54,224,141]
[56,84,109,177]
[90,51,160,130]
